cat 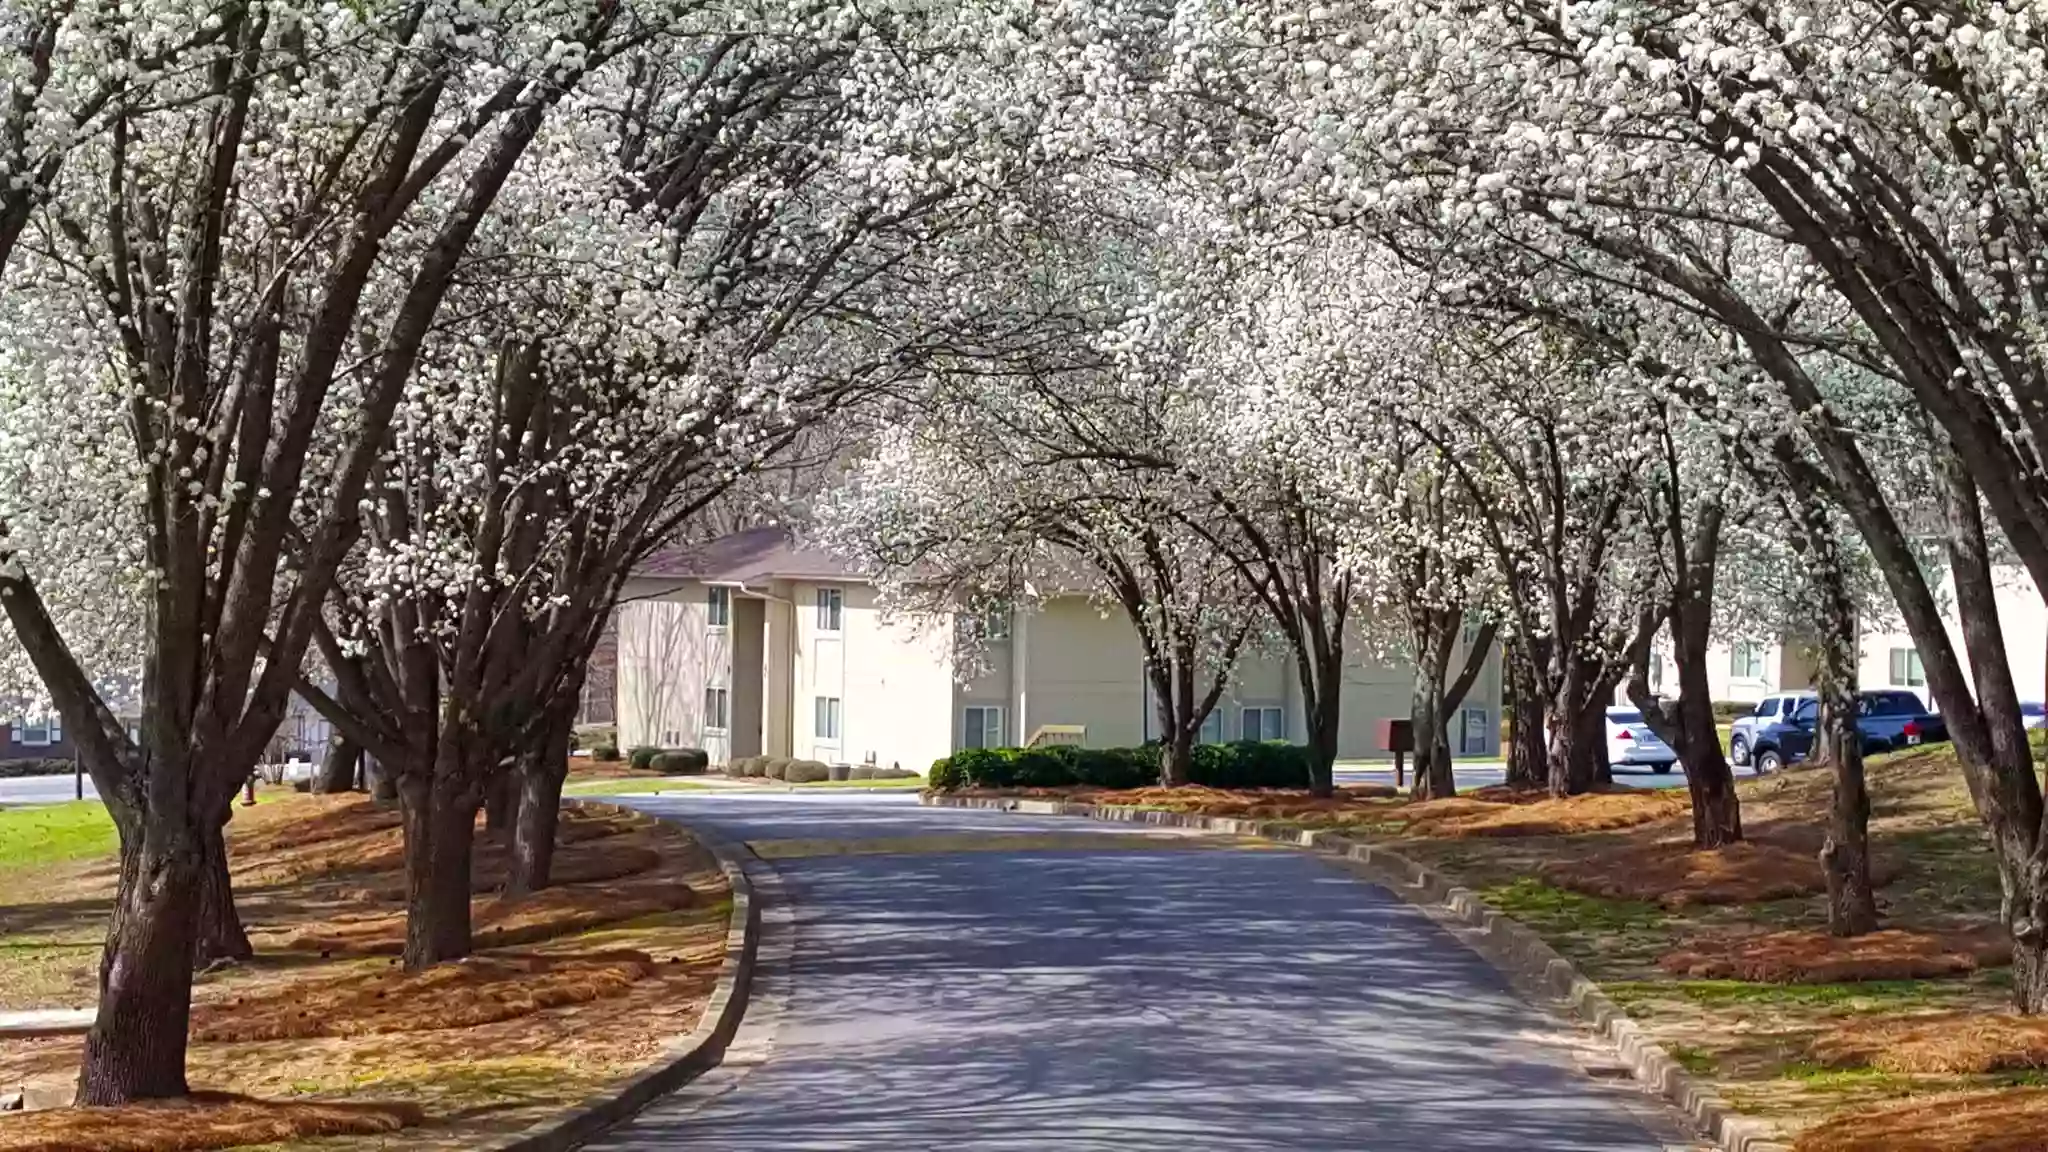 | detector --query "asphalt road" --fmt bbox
[585,792,1695,1152]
